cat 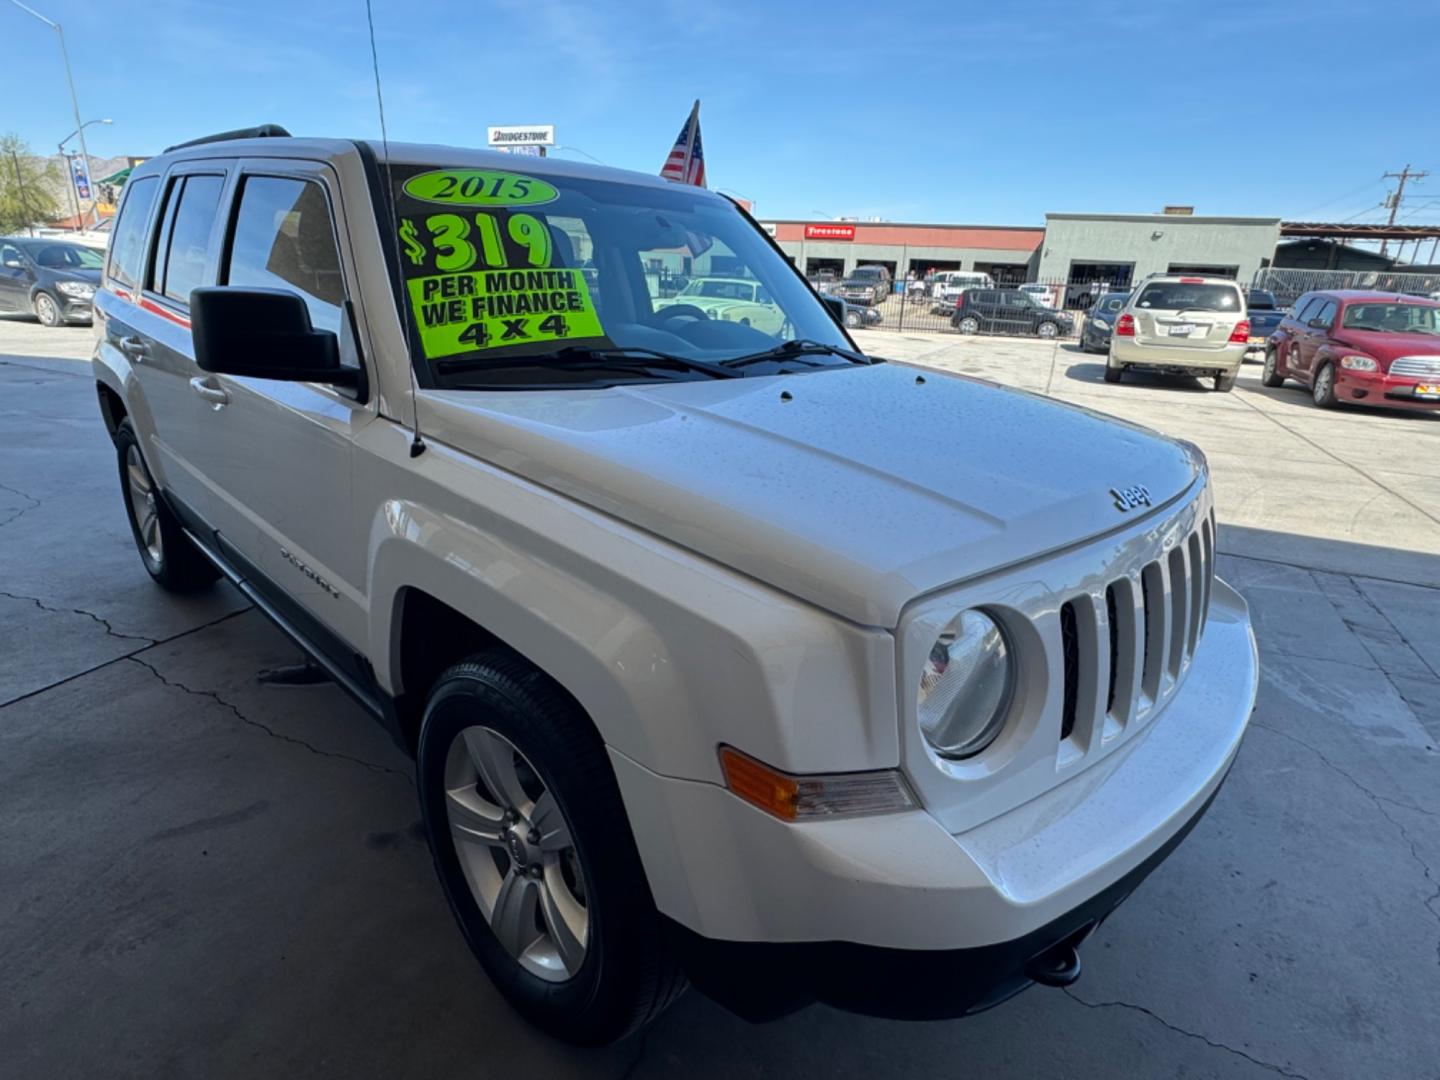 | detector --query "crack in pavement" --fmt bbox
[1063,988,1311,1079]
[0,607,250,710]
[1250,722,1440,967]
[126,655,412,784]
[0,480,41,528]
[0,589,157,644]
